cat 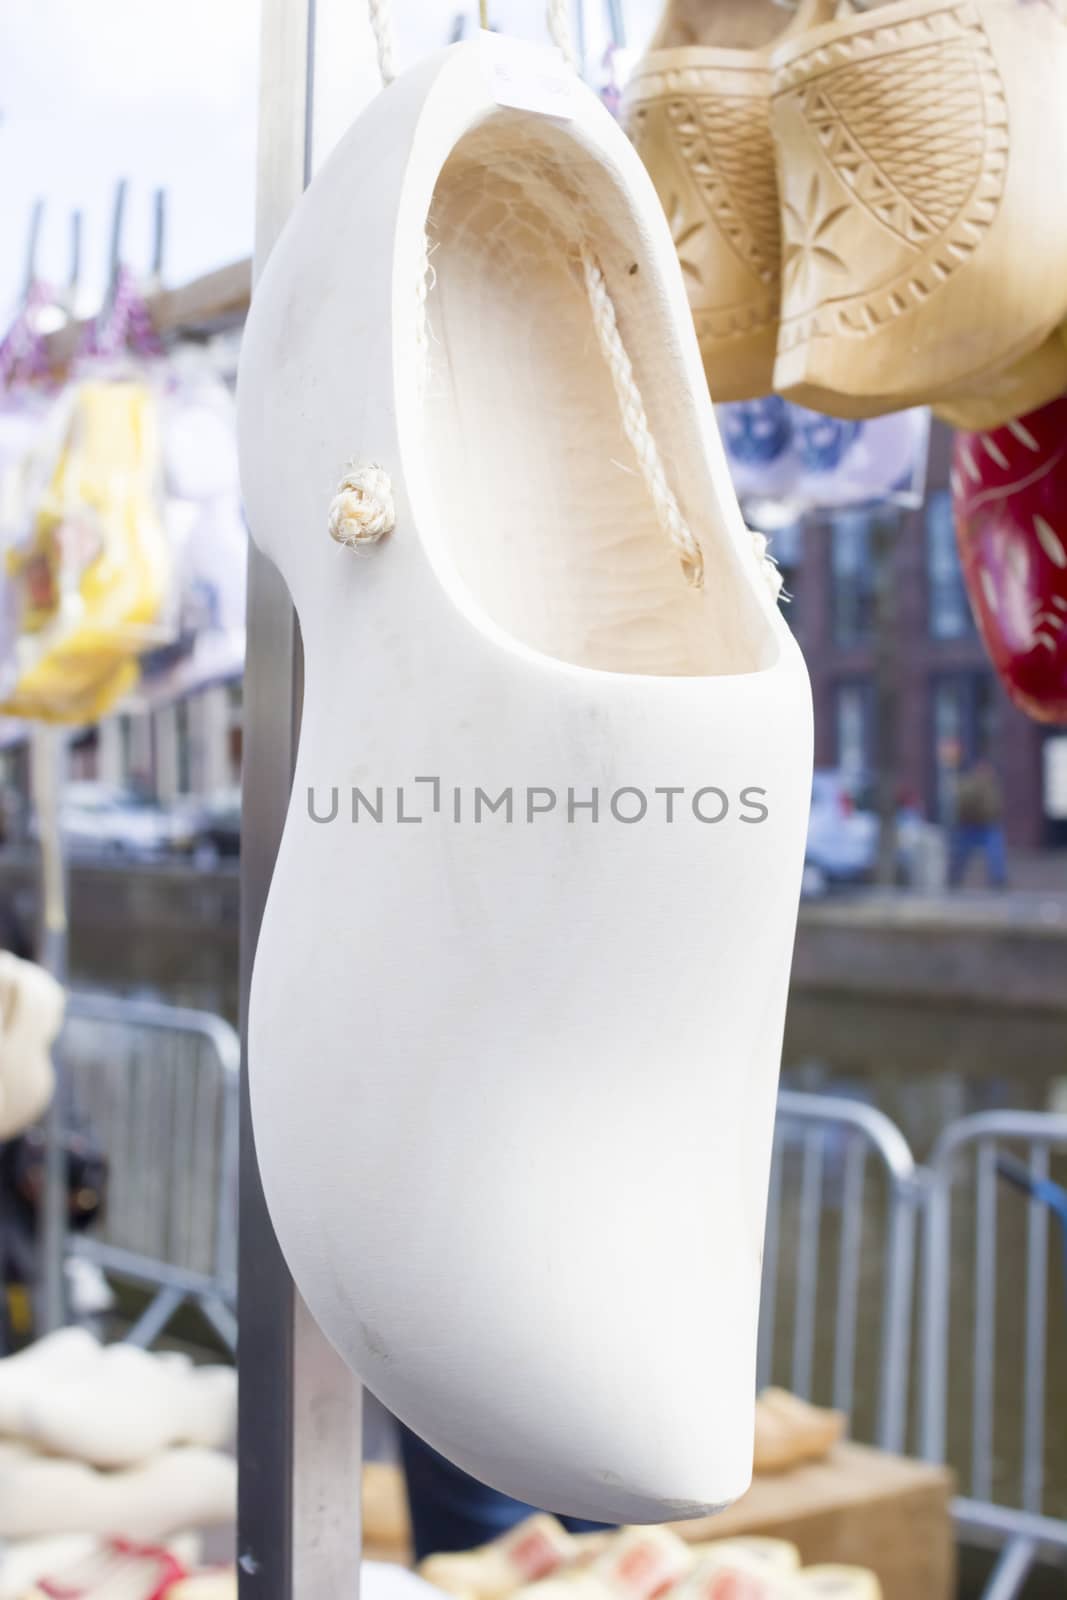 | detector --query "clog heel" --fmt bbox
[771,0,1067,418]
[934,323,1067,432]
[237,37,812,1523]
[624,0,835,401]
